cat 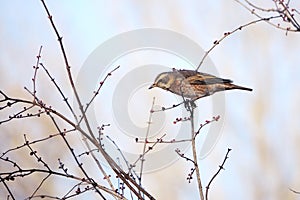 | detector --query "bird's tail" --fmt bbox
[226,84,253,91]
